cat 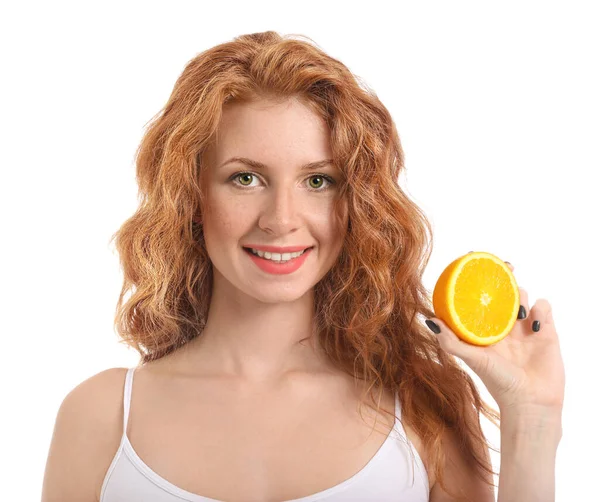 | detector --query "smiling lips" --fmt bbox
[244,246,313,275]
